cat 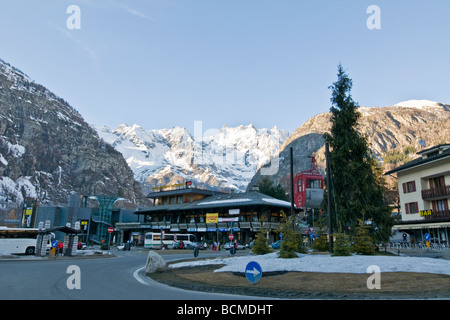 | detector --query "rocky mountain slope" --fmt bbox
[97,124,290,194]
[0,58,148,209]
[248,100,450,191]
